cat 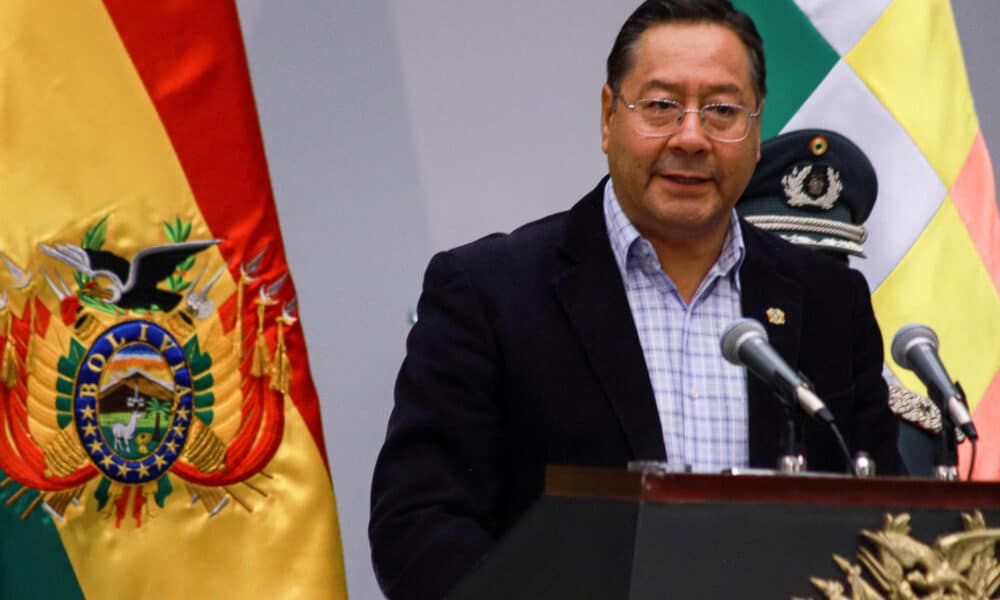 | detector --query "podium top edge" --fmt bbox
[544,465,1000,510]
